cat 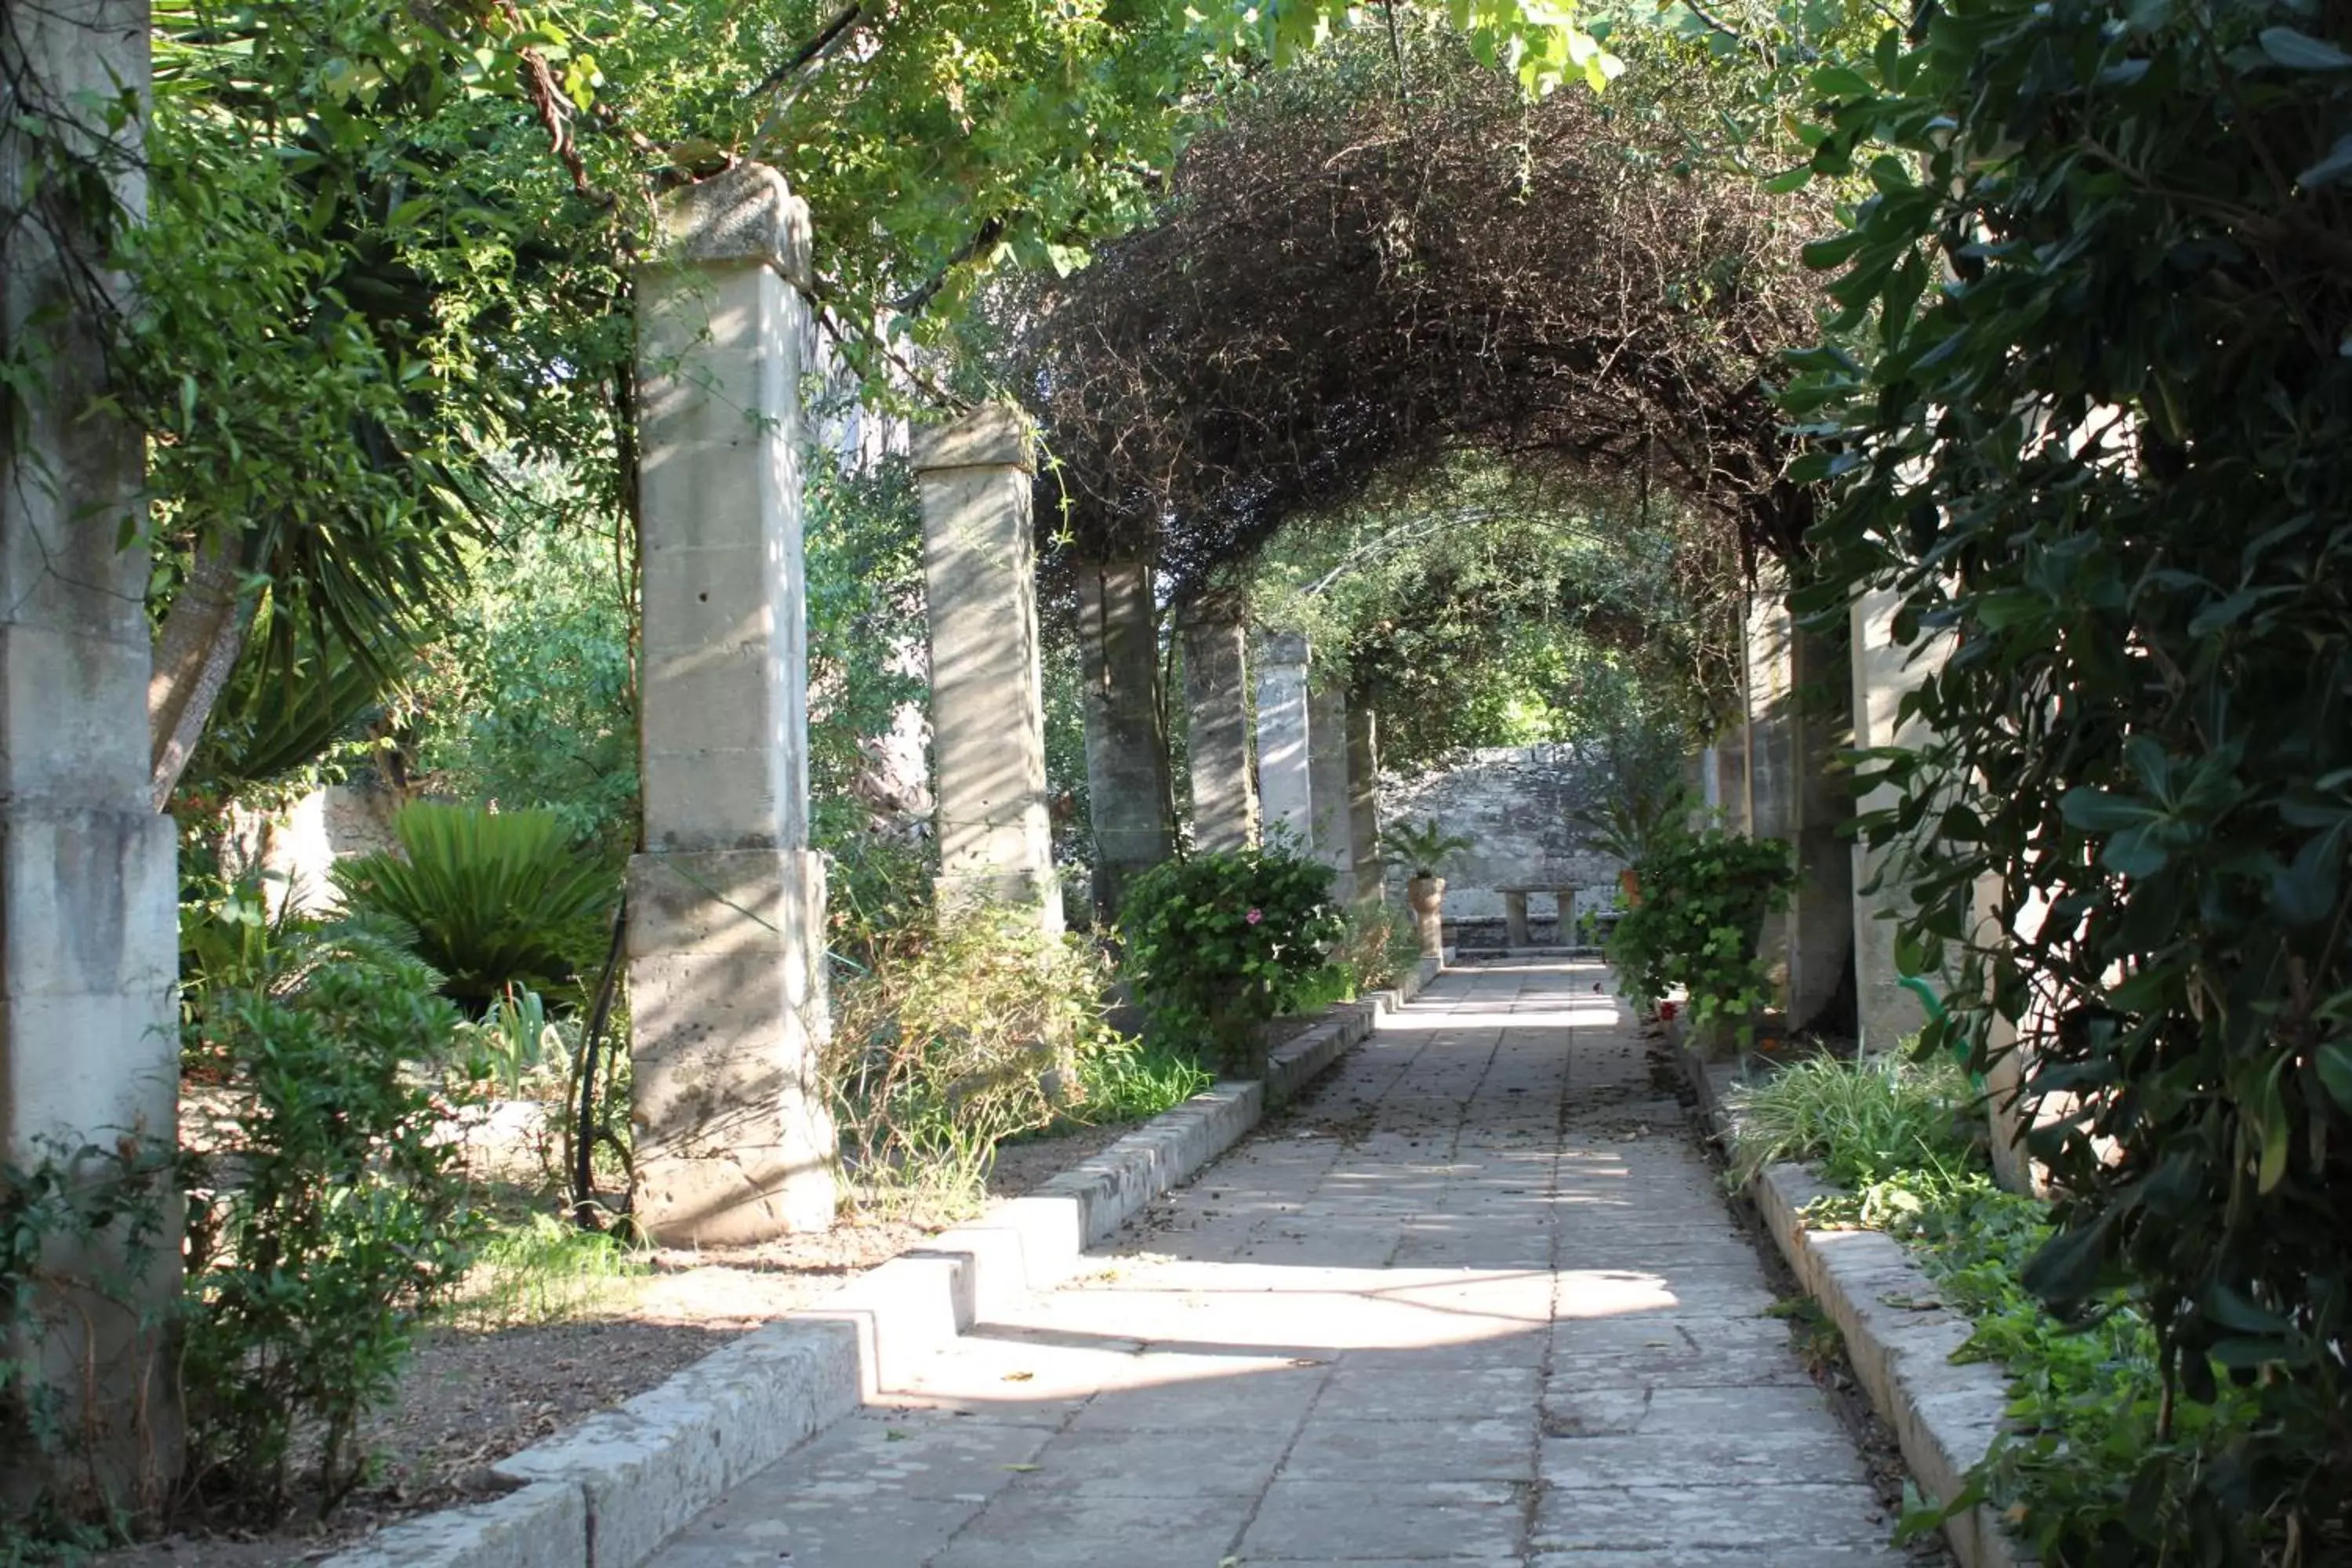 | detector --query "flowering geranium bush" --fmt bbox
[1120,848,1346,1072]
